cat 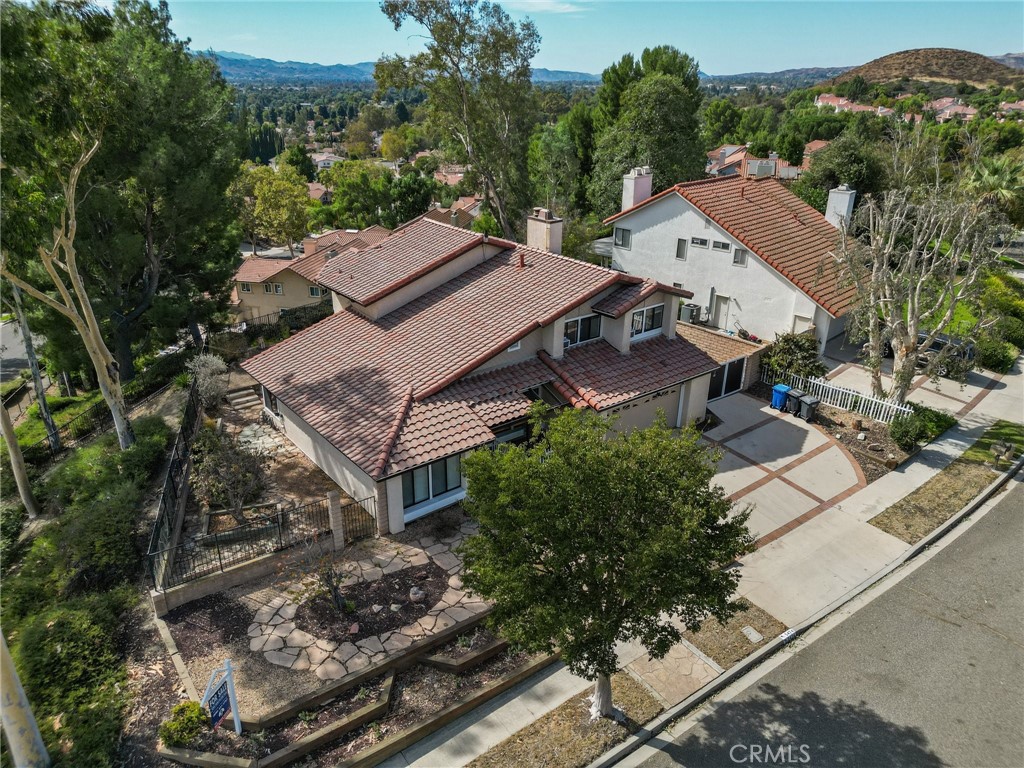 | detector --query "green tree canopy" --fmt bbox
[281,144,317,182]
[254,164,309,256]
[461,407,752,718]
[589,72,705,217]
[793,130,888,212]
[376,0,540,238]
